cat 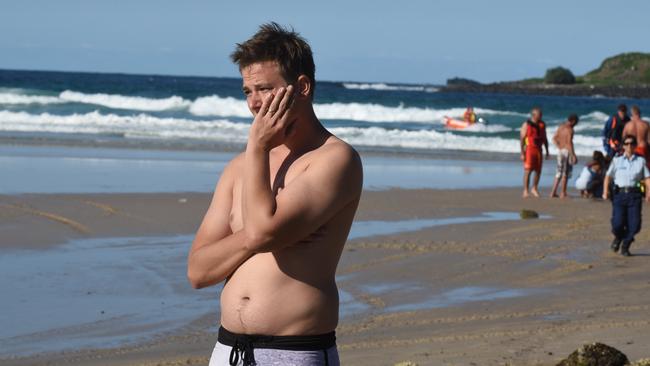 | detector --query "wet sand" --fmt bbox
[2,188,650,365]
